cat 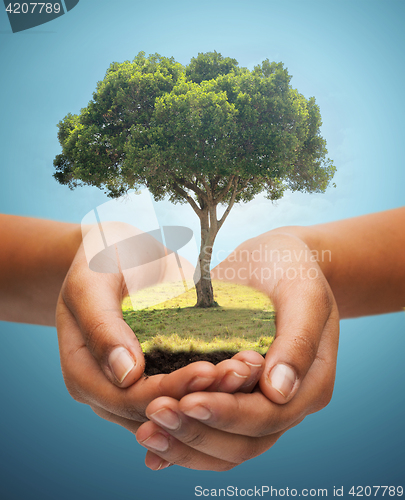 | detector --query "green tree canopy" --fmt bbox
[54,51,335,307]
